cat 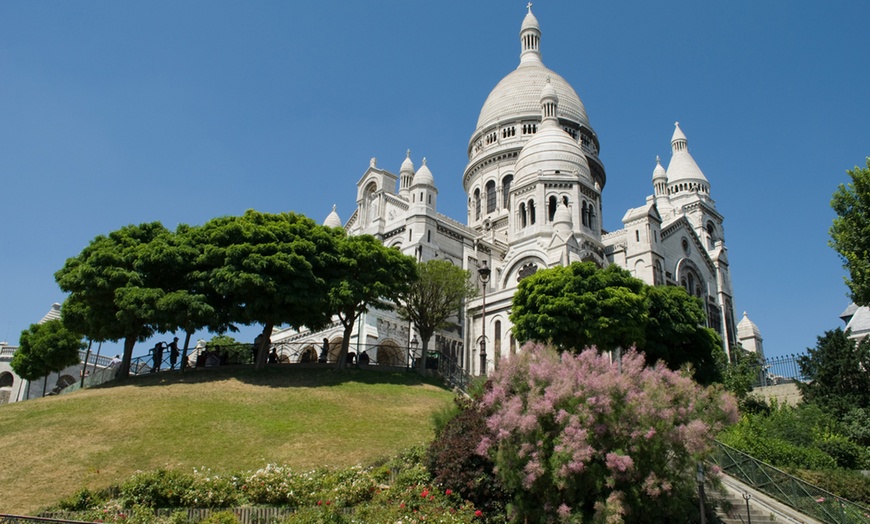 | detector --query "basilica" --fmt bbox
[271,7,752,374]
